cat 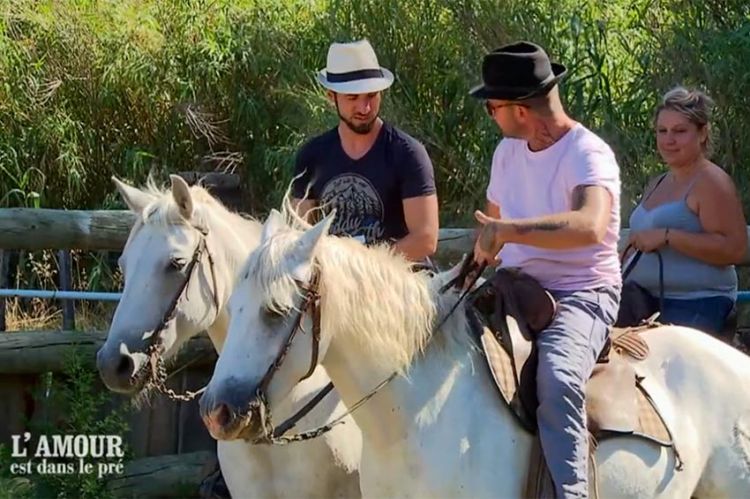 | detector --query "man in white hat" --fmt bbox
[292,39,438,262]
